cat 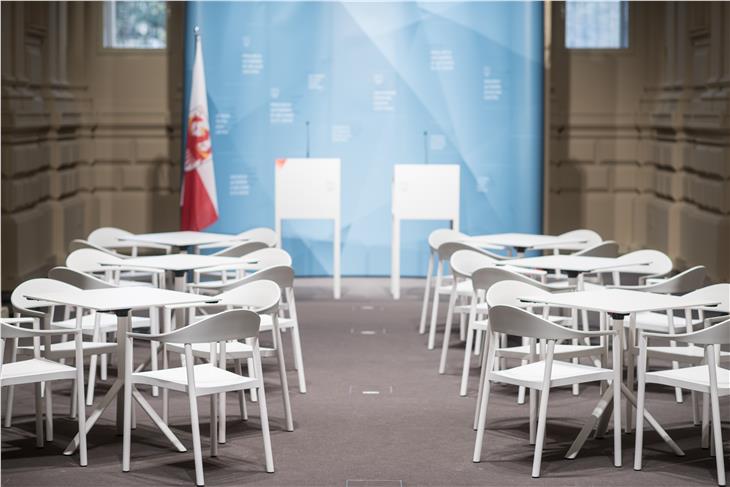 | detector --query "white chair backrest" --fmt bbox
[66,248,124,272]
[88,227,133,248]
[472,267,553,293]
[683,283,730,313]
[669,319,730,346]
[153,309,261,345]
[48,266,115,290]
[615,249,672,277]
[559,229,602,248]
[212,240,269,257]
[574,240,619,258]
[428,229,466,252]
[450,250,496,279]
[11,278,80,316]
[489,305,591,341]
[238,248,292,269]
[486,280,552,308]
[219,265,295,292]
[216,280,281,315]
[633,266,706,294]
[68,239,122,257]
[237,227,278,247]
